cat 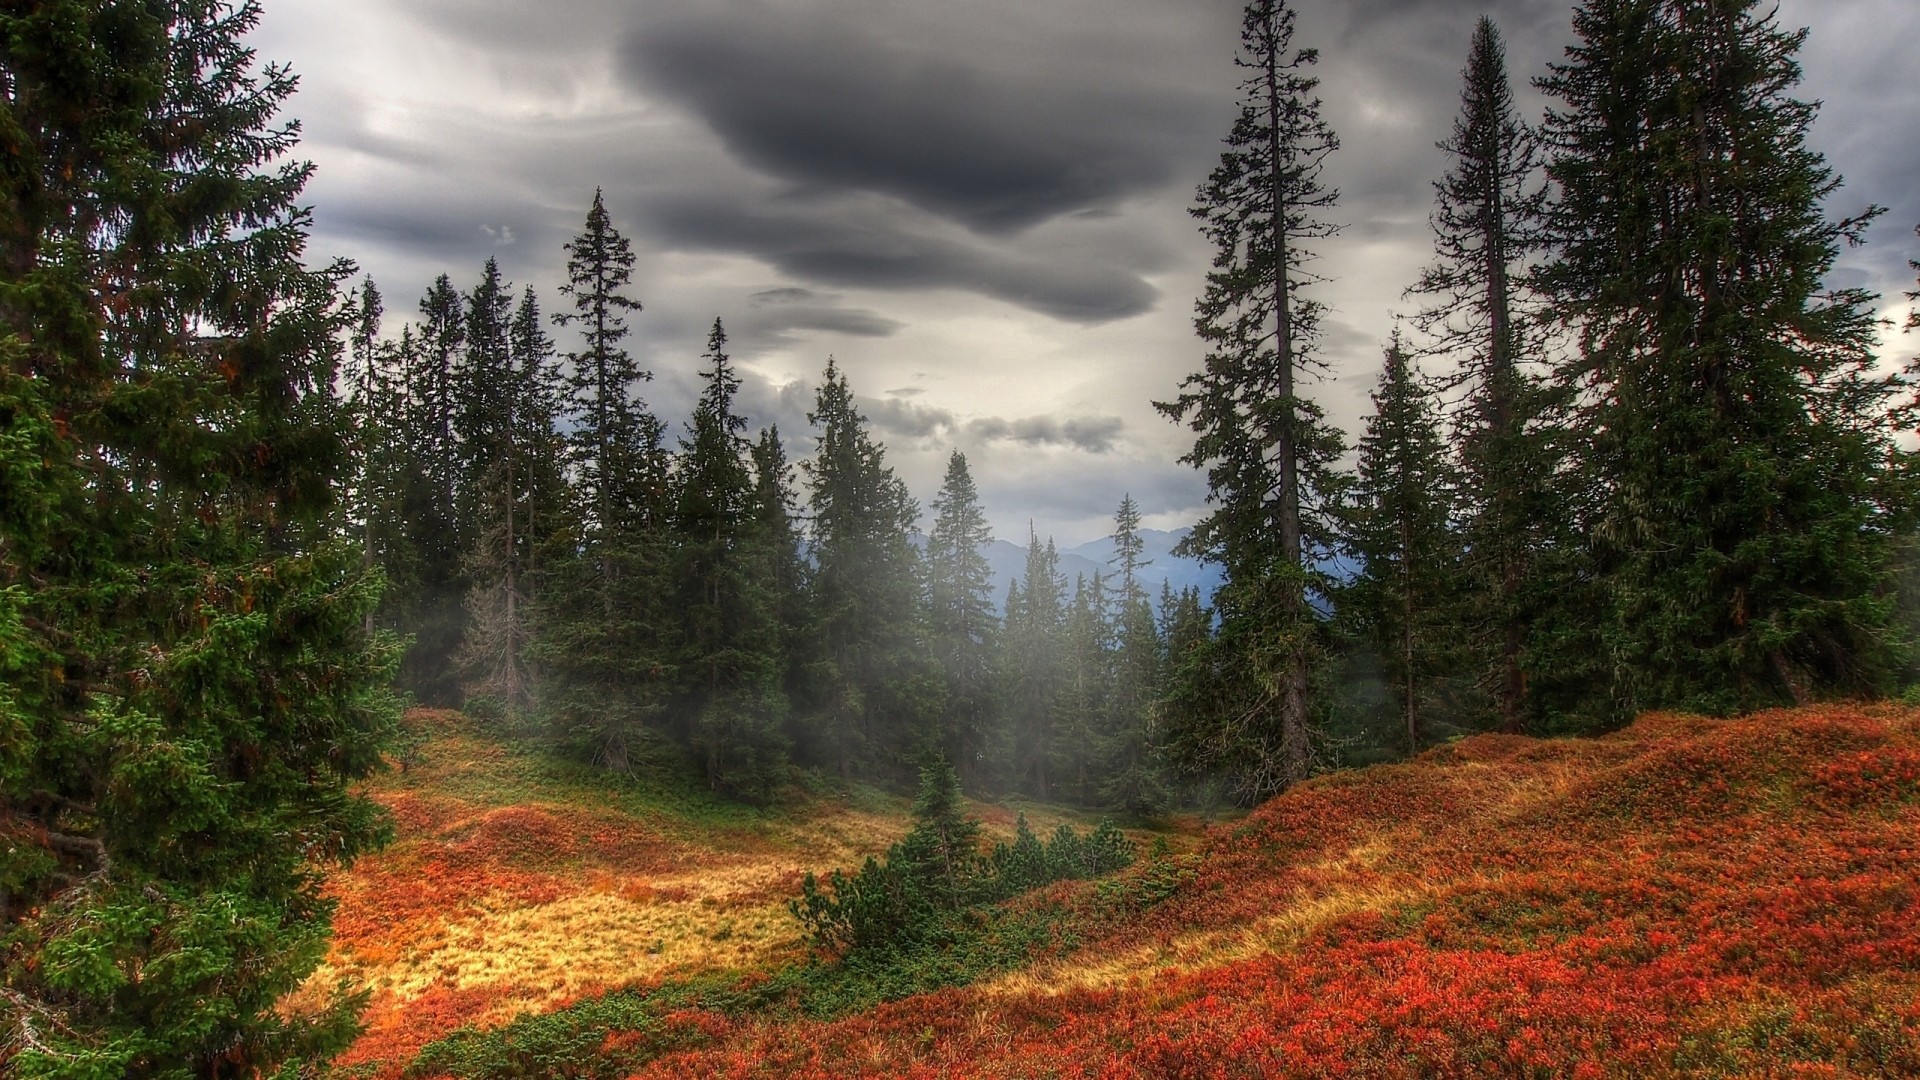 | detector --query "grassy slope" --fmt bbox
[323,703,1920,1077]
[304,710,1184,1075]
